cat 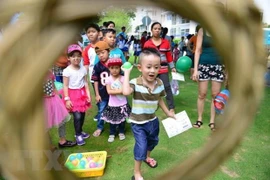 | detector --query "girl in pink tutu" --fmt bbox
[43,70,76,148]
[63,44,91,146]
